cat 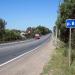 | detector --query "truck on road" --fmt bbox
[34,34,40,39]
